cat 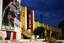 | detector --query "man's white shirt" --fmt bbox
[14,17,21,32]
